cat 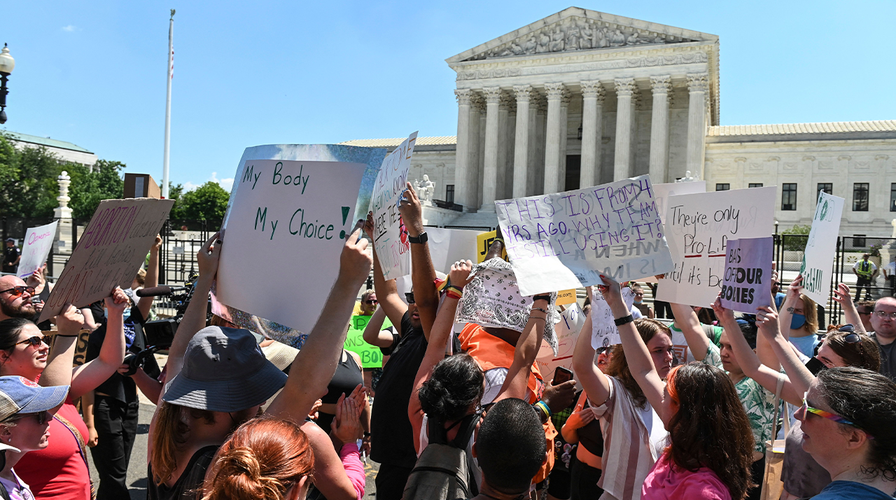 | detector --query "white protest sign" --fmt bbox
[426,227,481,274]
[496,175,674,296]
[657,187,775,307]
[16,221,58,278]
[652,181,706,225]
[536,303,585,390]
[720,237,773,314]
[40,199,173,322]
[591,287,635,349]
[371,132,418,280]
[800,191,845,304]
[218,159,367,335]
